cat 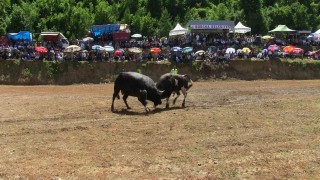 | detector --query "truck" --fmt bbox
[91,24,130,42]
[39,32,70,49]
